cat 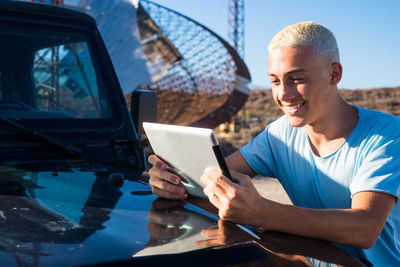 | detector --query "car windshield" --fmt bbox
[0,24,111,119]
